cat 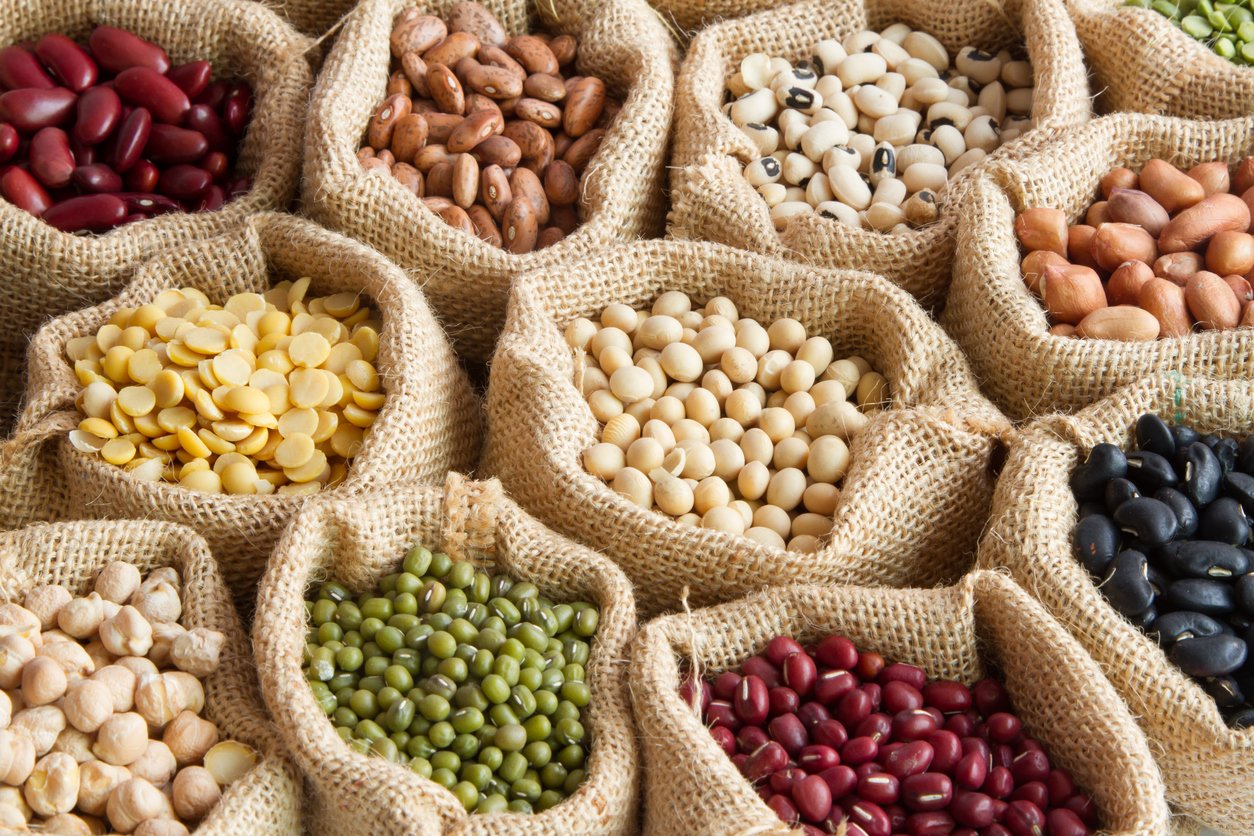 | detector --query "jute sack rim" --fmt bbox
[0,518,301,835]
[941,113,1254,419]
[302,0,677,273]
[253,472,639,835]
[628,569,1174,835]
[0,0,312,263]
[666,0,1091,303]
